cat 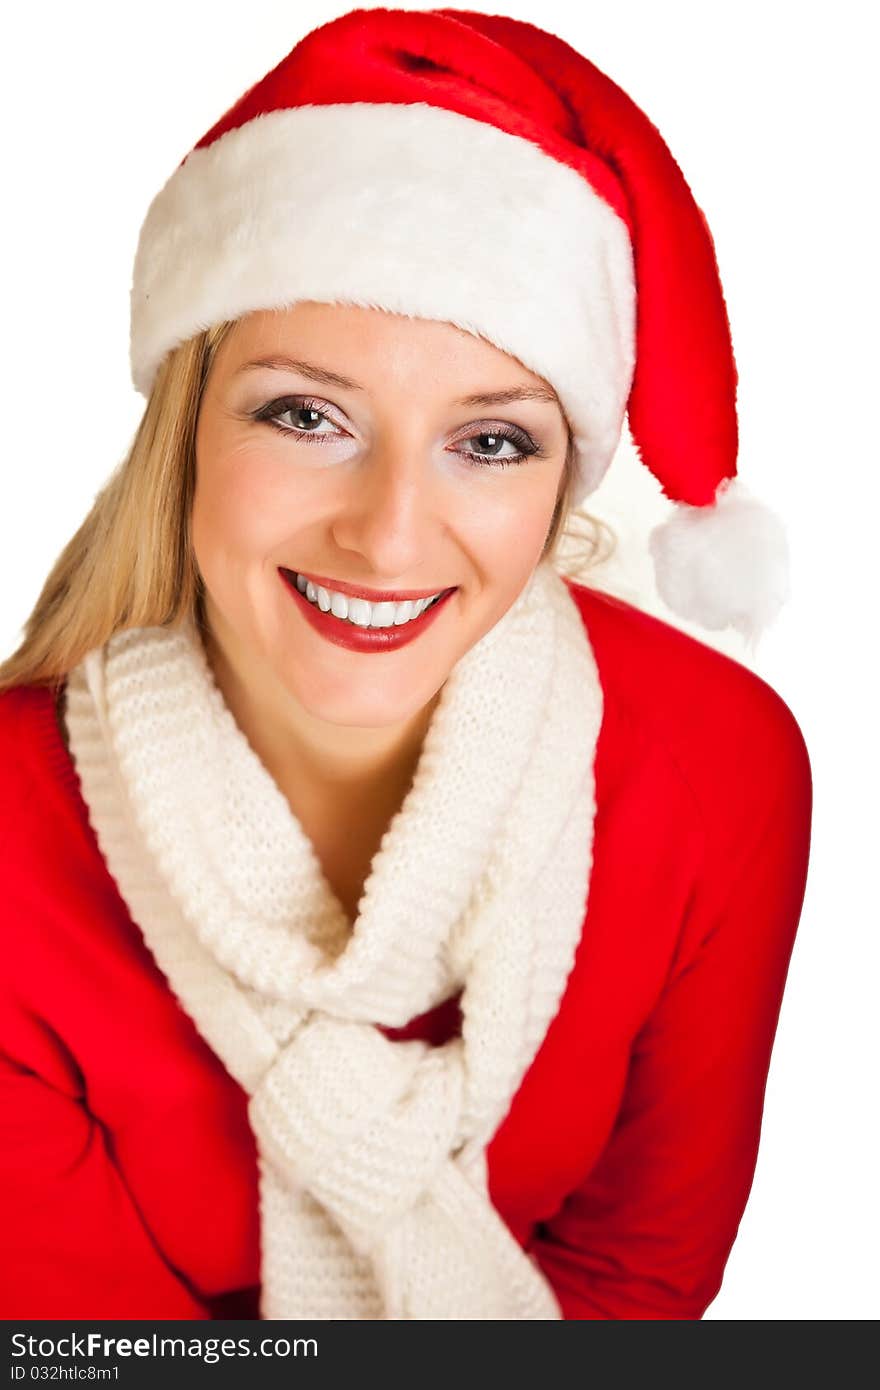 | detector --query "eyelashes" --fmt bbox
[248,394,543,469]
